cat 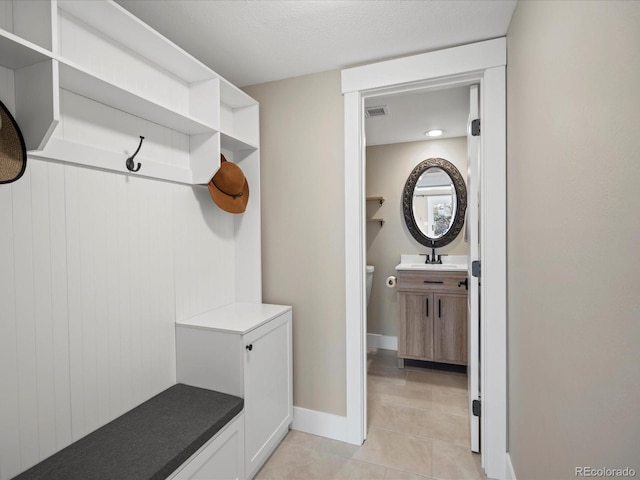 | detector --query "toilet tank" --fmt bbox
[366,265,375,306]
